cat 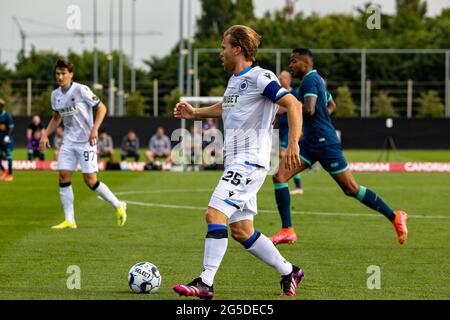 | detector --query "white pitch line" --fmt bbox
[123,200,450,220]
[115,189,211,195]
